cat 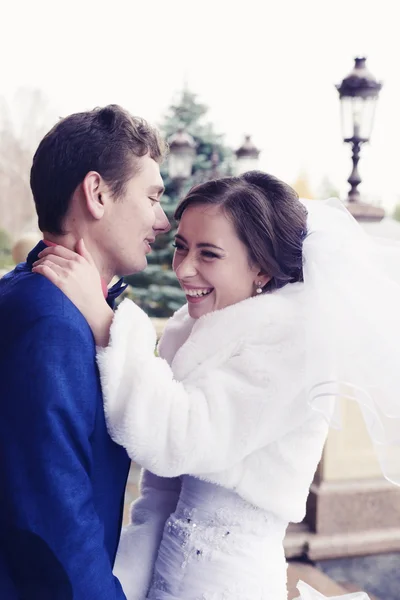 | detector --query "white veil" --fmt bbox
[301,197,400,485]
